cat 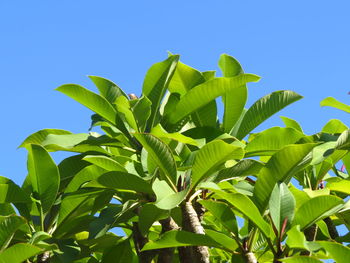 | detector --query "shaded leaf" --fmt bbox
[0,243,42,263]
